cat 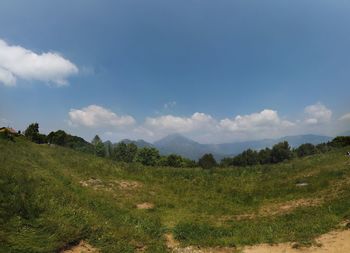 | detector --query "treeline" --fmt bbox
[220,137,350,167]
[22,123,197,168]
[18,122,350,169]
